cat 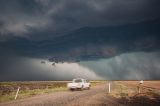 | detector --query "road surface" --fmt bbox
[0,83,121,106]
